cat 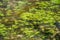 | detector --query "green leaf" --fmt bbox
[51,0,60,4]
